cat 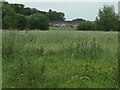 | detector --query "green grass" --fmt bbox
[2,30,118,88]
[0,30,2,89]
